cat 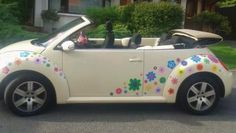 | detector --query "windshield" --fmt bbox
[31,17,84,47]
